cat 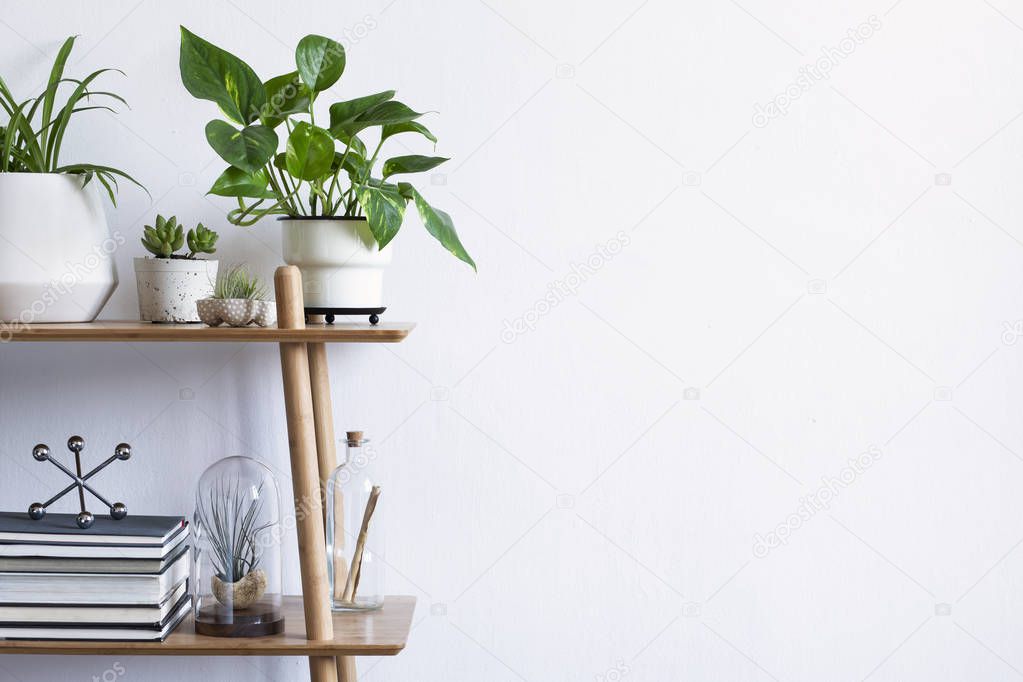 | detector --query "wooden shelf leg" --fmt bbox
[308,341,357,682]
[275,266,338,682]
